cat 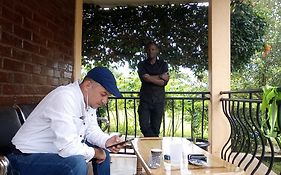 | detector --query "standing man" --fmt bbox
[137,41,169,137]
[7,67,123,175]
